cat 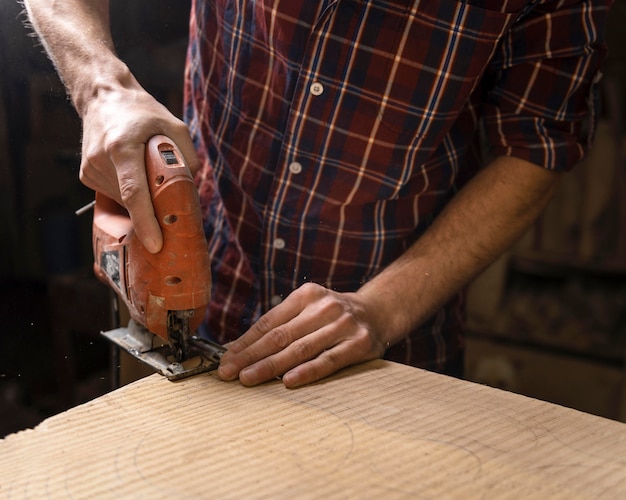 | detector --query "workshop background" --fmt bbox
[1,0,625,437]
